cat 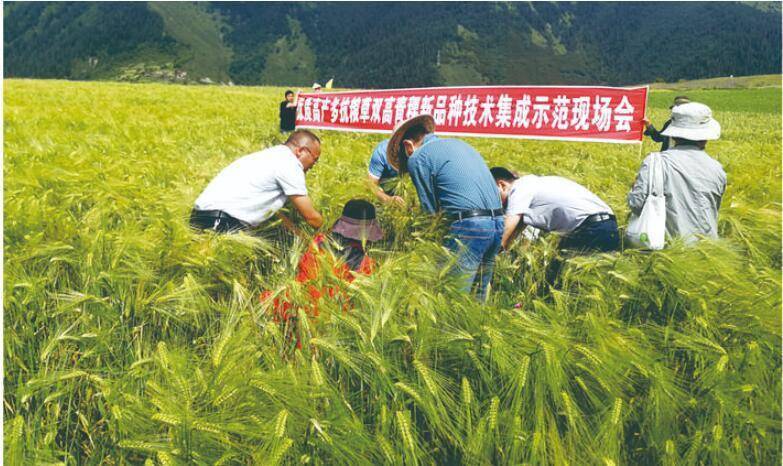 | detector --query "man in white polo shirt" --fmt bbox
[490,167,620,252]
[191,130,324,233]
